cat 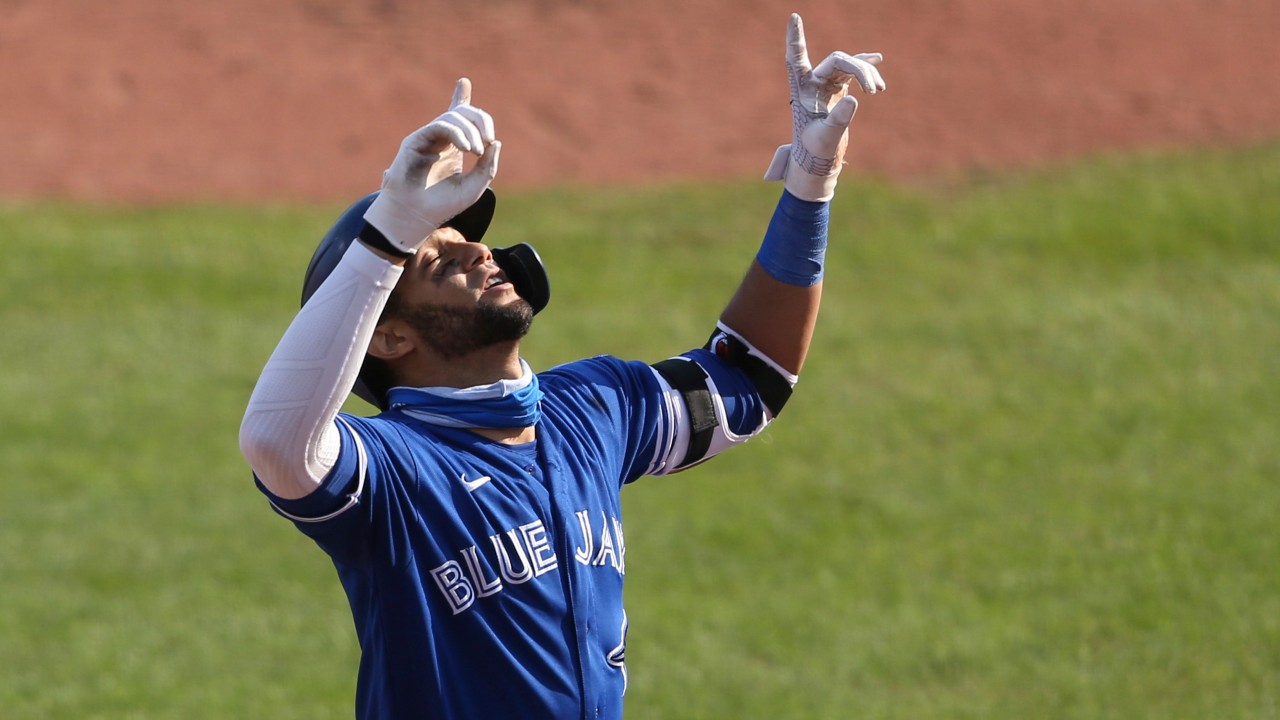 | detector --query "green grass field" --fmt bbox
[2,144,1277,719]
